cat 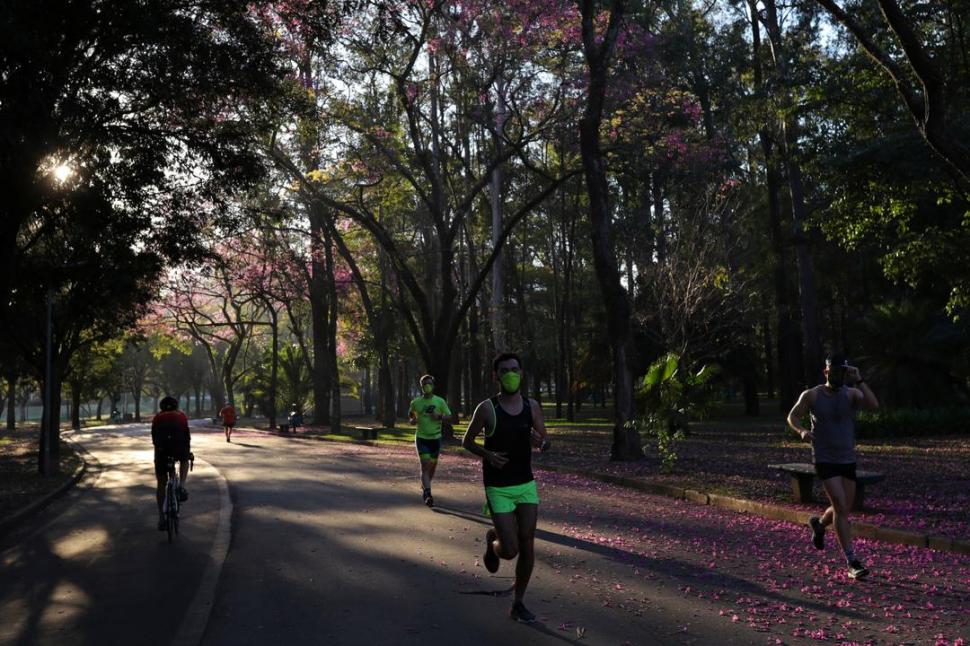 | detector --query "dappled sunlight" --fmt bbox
[51,526,111,559]
[36,581,92,626]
